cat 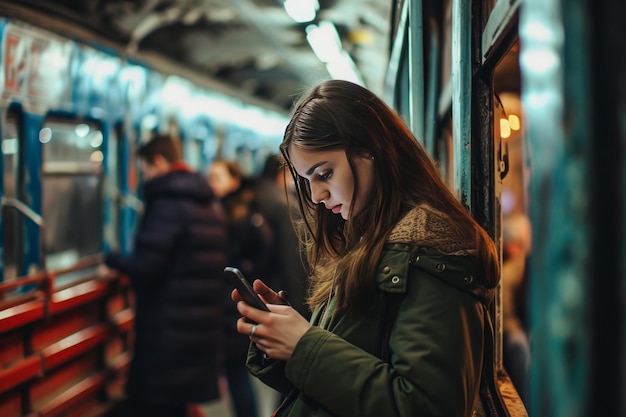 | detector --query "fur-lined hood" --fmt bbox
[388,204,476,255]
[377,204,494,303]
